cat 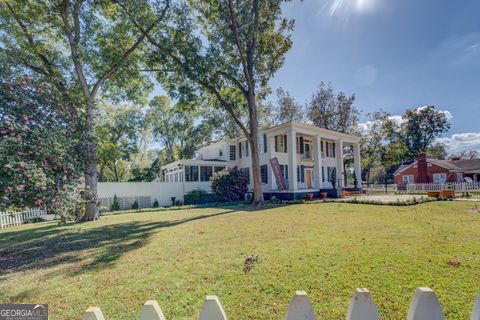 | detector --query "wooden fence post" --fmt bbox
[407,288,444,320]
[140,300,165,320]
[199,295,227,320]
[346,288,380,320]
[82,307,105,320]
[285,291,316,320]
